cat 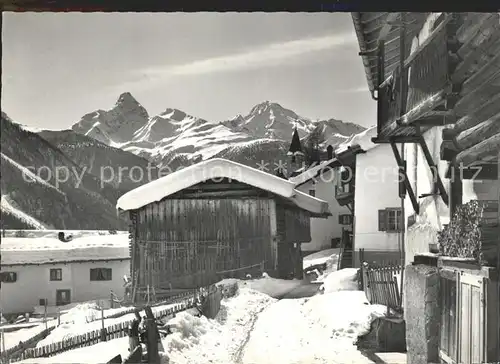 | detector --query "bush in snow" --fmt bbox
[262,272,269,278]
[320,268,360,294]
